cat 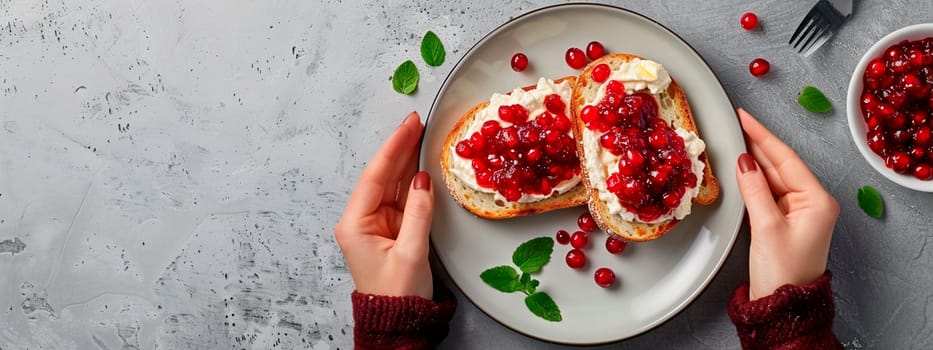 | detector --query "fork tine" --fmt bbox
[799,21,831,53]
[791,15,822,48]
[788,6,820,45]
[793,16,827,50]
[802,33,833,57]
